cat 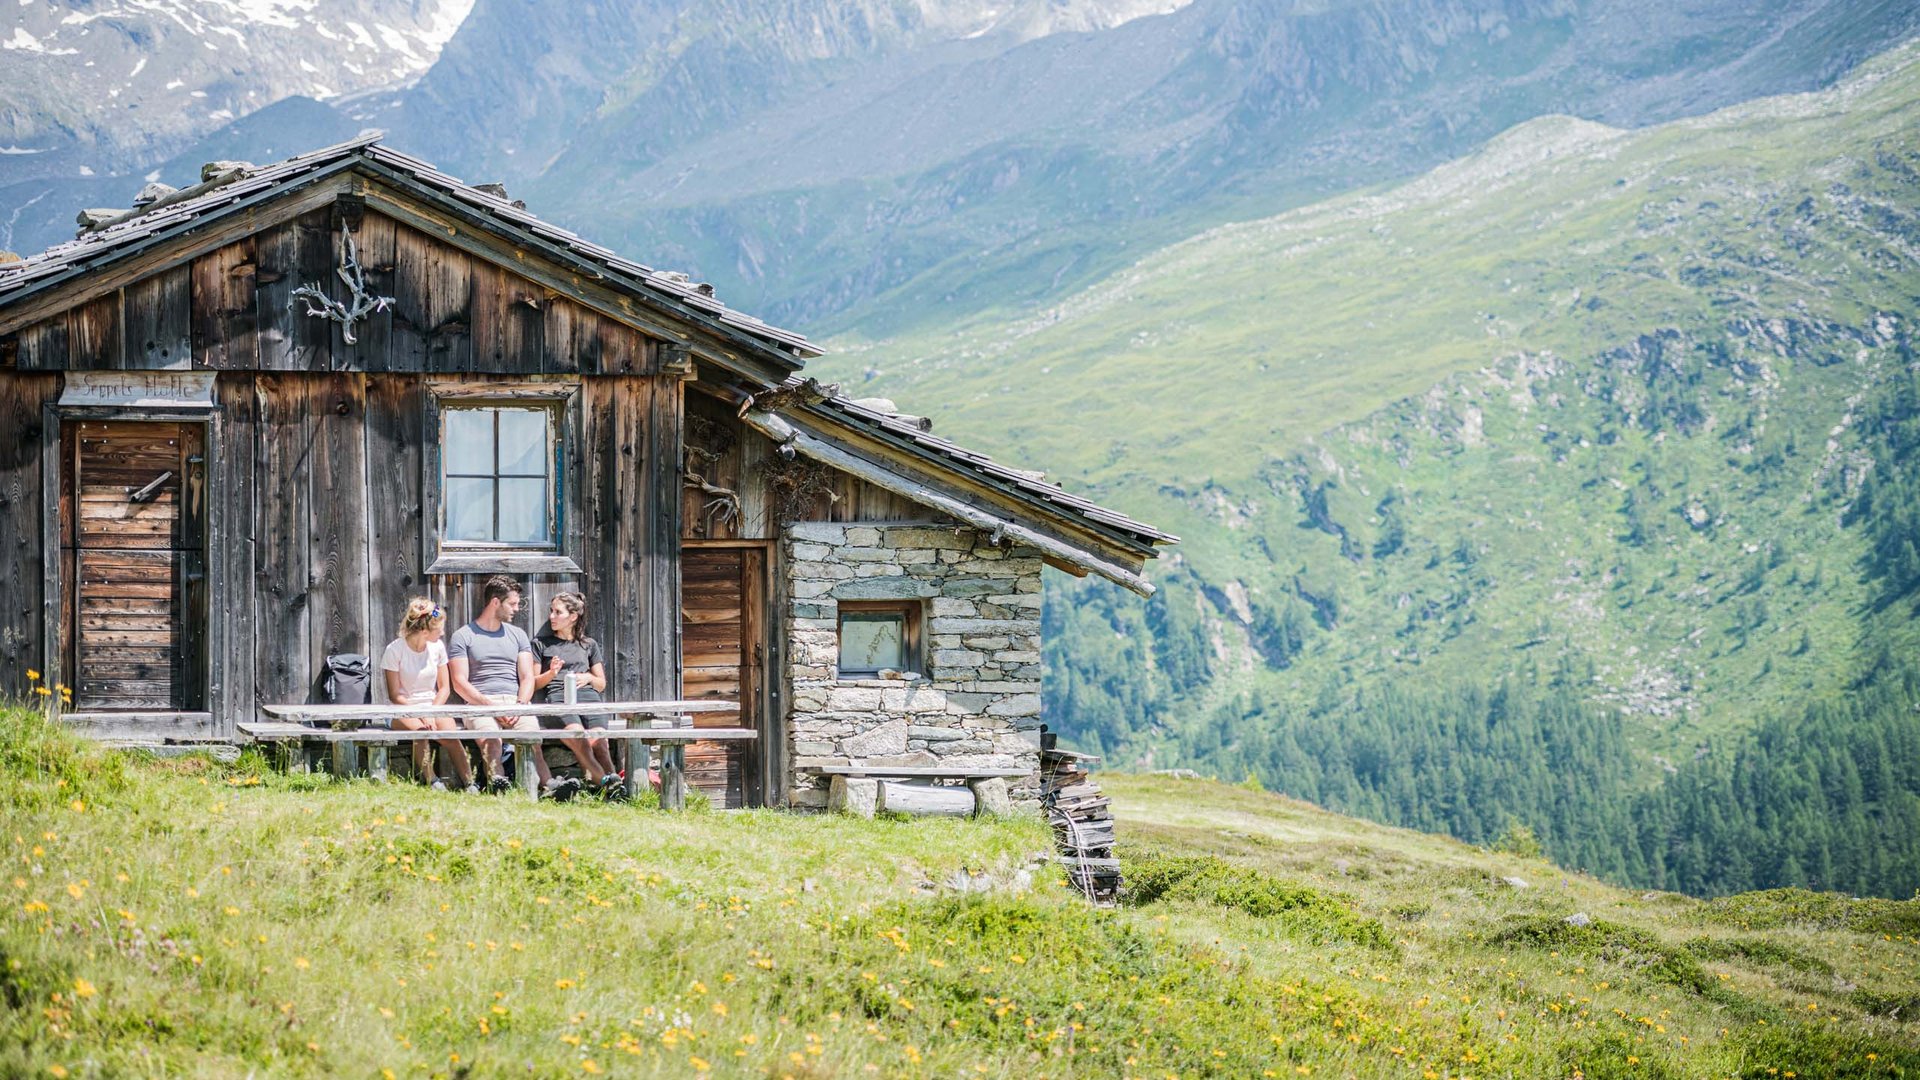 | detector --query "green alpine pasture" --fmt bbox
[4,706,1918,1077]
[816,42,1920,897]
